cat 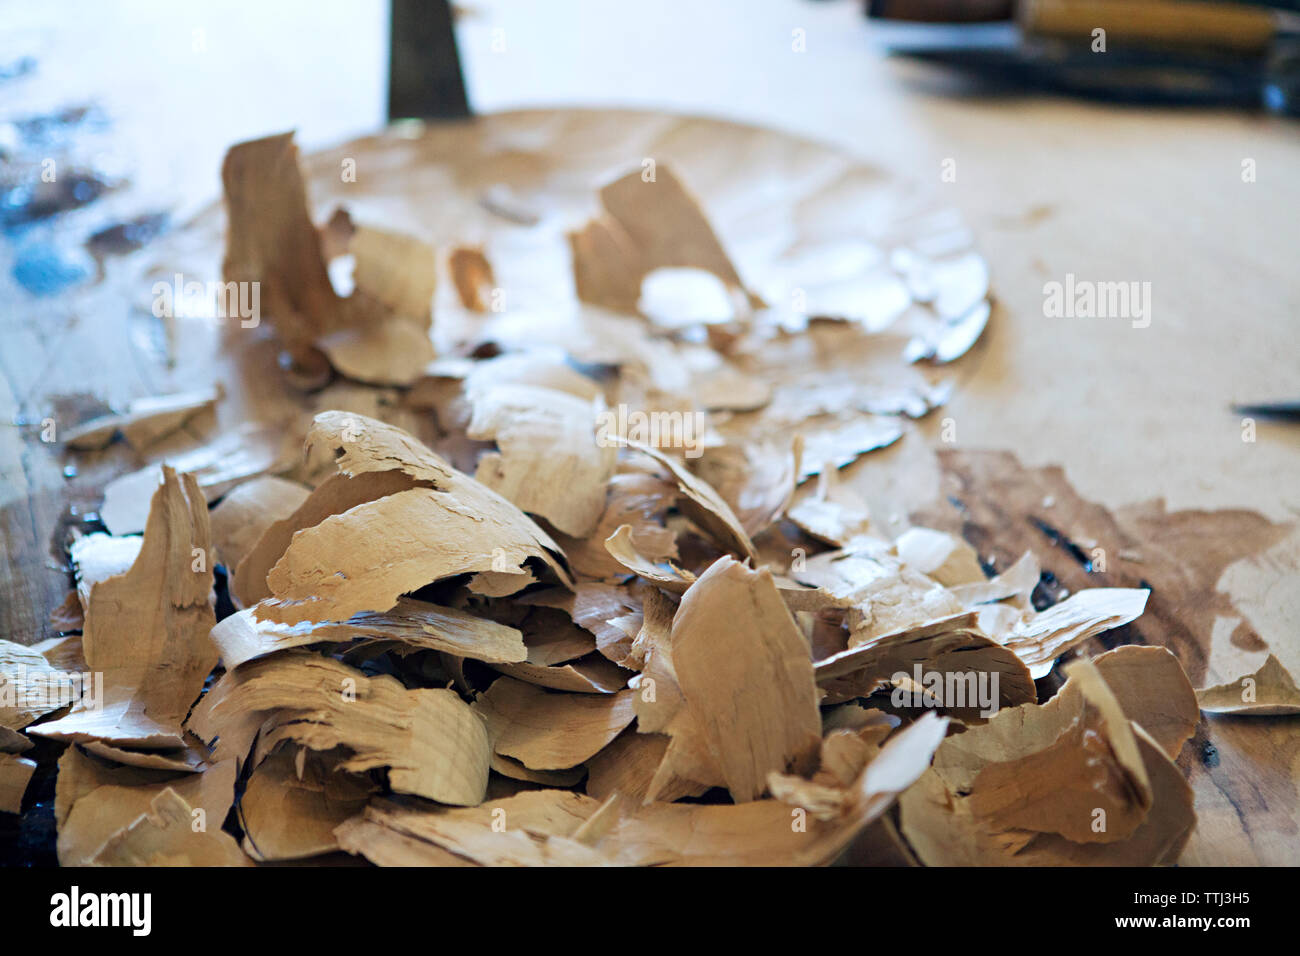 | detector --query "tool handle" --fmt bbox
[1021,0,1277,52]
